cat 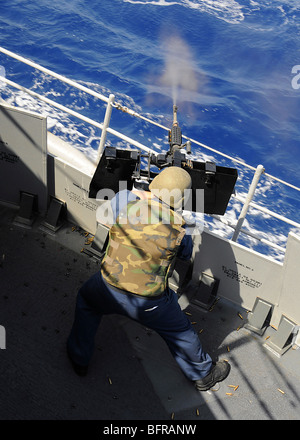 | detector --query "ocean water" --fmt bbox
[0,0,300,260]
